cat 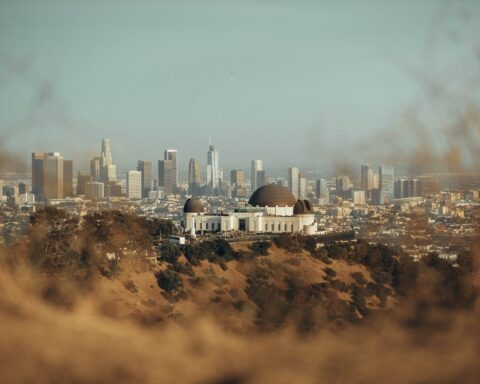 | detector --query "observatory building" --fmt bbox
[183,184,318,235]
